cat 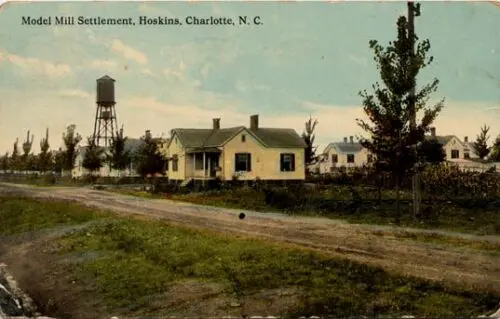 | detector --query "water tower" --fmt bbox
[93,75,118,147]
